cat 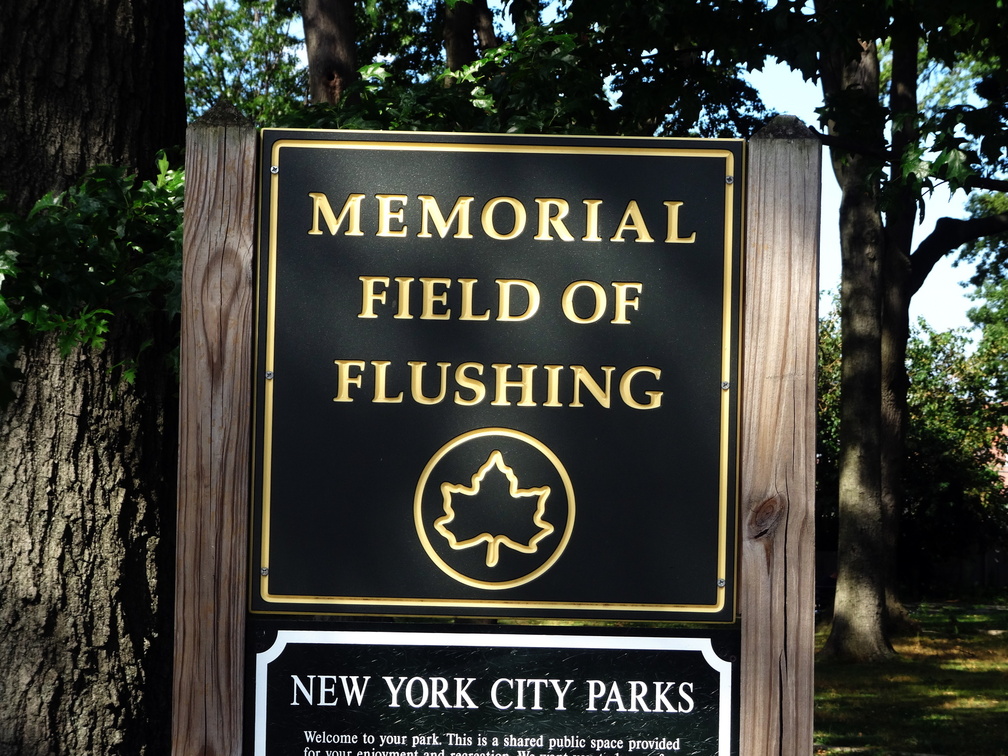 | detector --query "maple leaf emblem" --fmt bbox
[434,450,554,567]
